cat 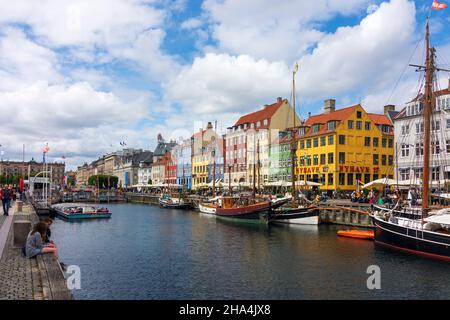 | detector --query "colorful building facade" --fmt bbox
[174,139,192,189]
[295,100,394,192]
